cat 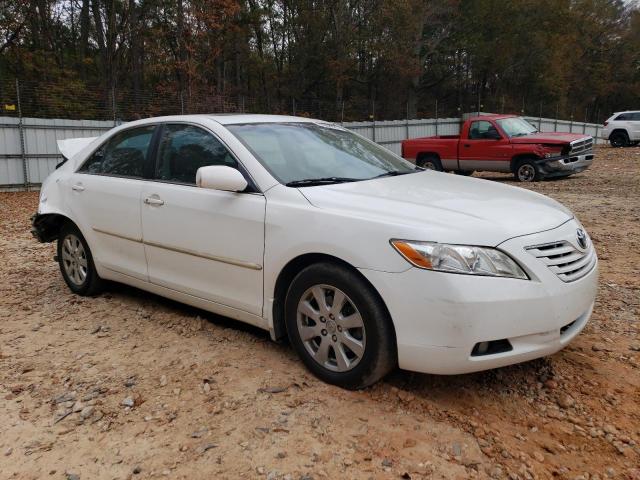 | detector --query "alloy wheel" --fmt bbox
[61,234,88,285]
[296,284,366,372]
